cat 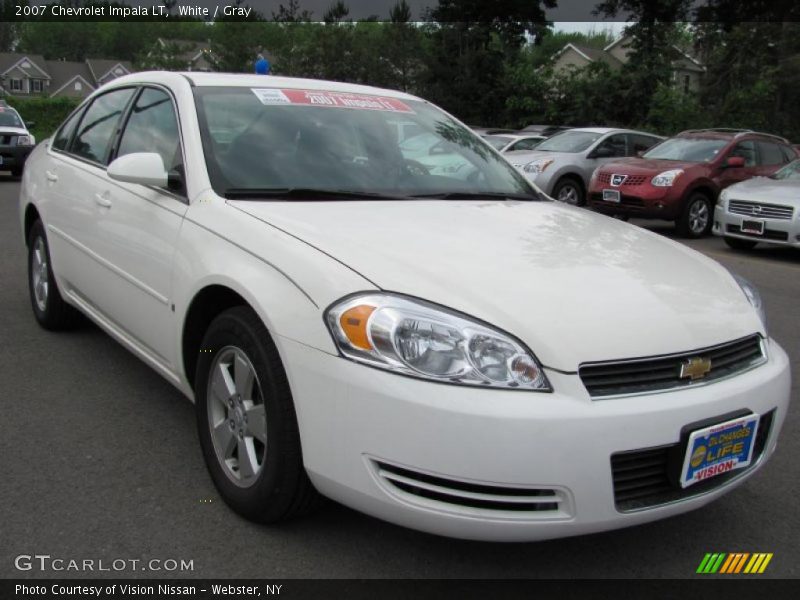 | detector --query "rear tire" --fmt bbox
[195,306,322,523]
[724,237,758,251]
[676,193,712,238]
[27,219,81,330]
[552,176,585,206]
